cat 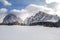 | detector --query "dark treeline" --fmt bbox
[0,22,26,26]
[0,20,60,28]
[29,20,60,27]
